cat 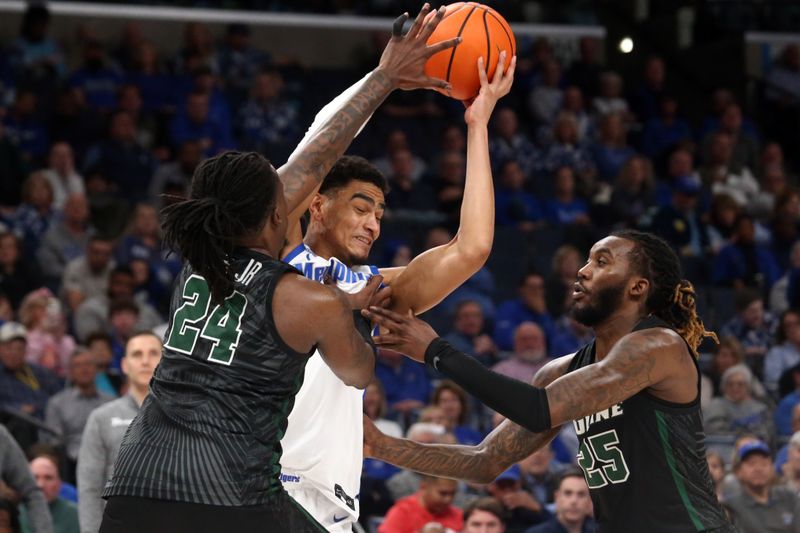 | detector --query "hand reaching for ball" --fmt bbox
[464,51,517,126]
[377,3,461,92]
